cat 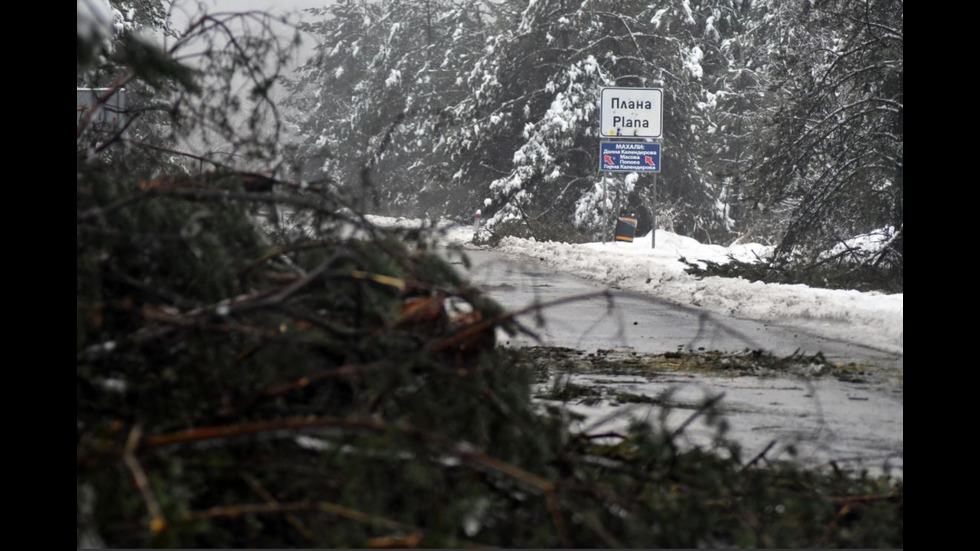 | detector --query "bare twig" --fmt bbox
[366,532,424,548]
[669,393,726,442]
[141,416,554,494]
[546,495,573,548]
[185,499,489,548]
[240,255,336,311]
[239,240,336,275]
[739,440,777,474]
[240,472,314,541]
[827,493,902,505]
[185,500,410,532]
[124,138,231,169]
[221,362,389,418]
[122,426,166,535]
[579,510,625,548]
[142,416,387,448]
